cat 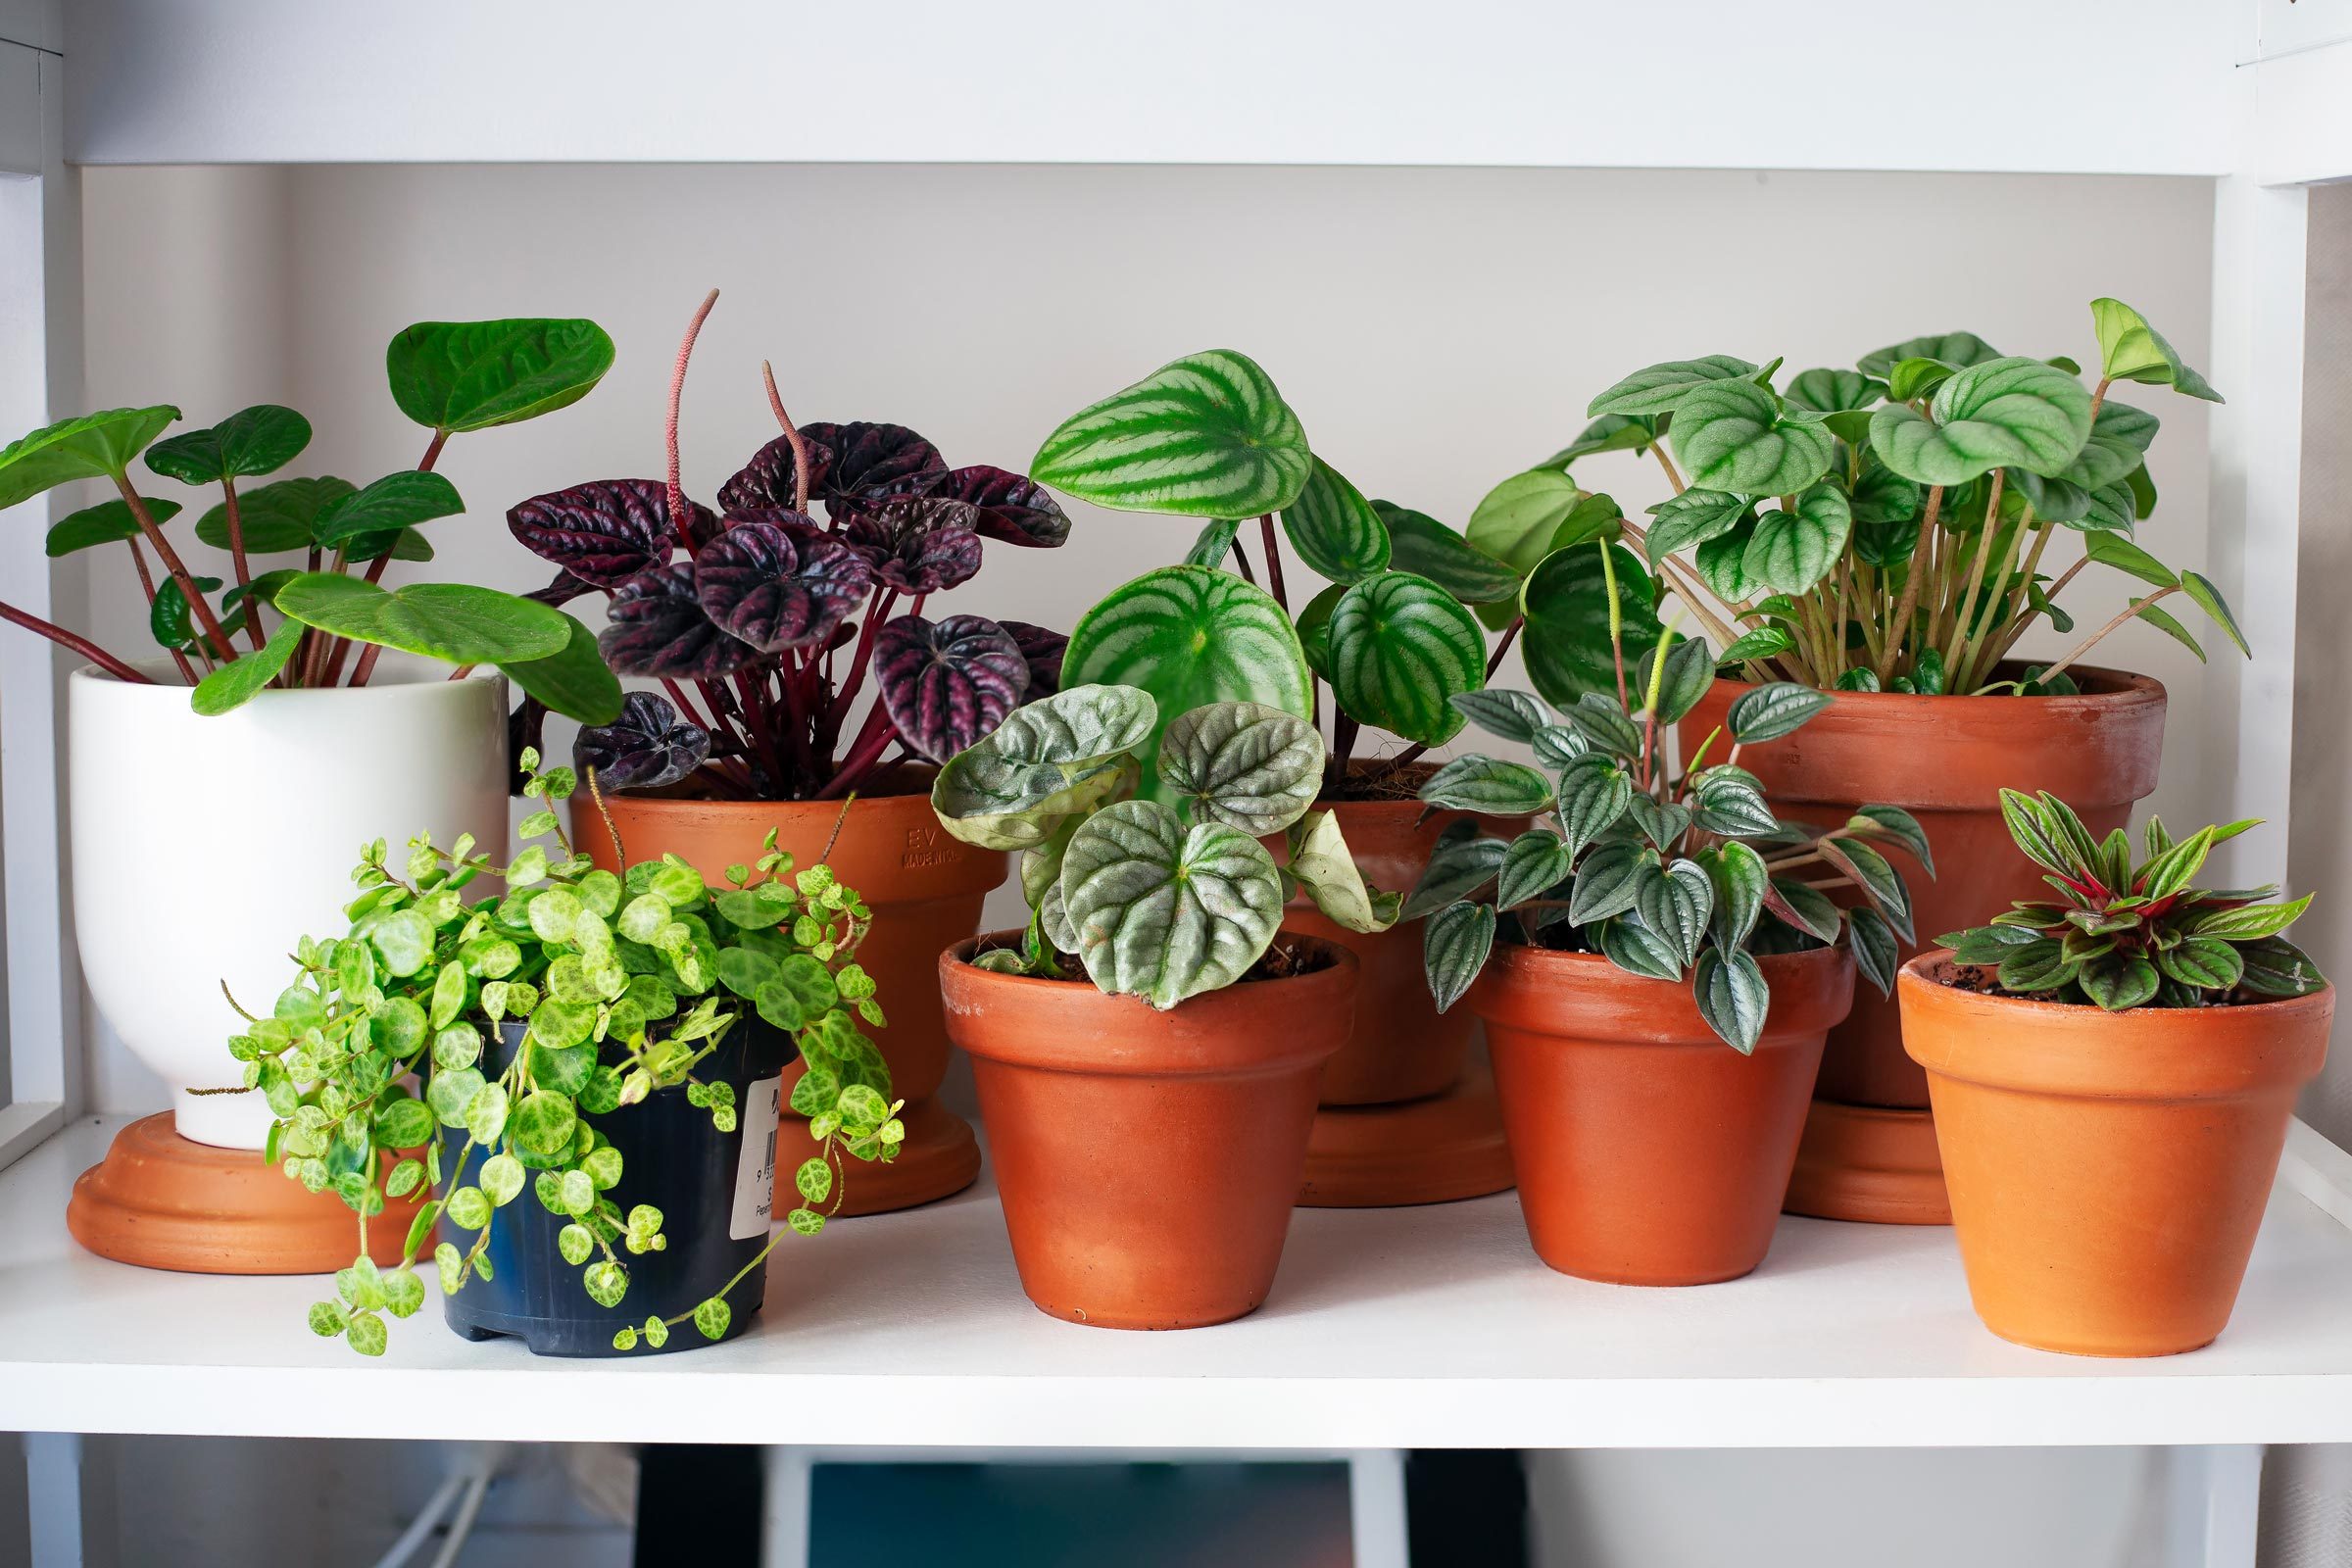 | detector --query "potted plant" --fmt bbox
[1515,298,2238,1223]
[1410,599,1925,1285]
[1907,792,2329,1355]
[1032,350,1538,1205]
[927,674,1396,1328]
[12,318,627,1275]
[513,290,1072,1215]
[231,754,900,1357]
